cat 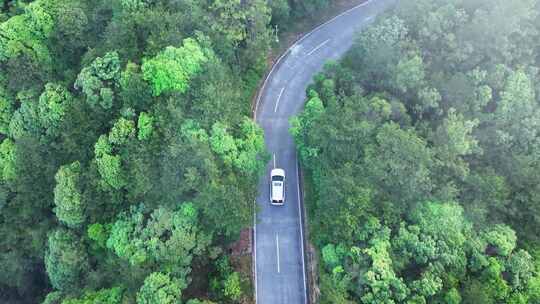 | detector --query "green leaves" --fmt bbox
[497,69,535,123]
[137,112,153,141]
[120,0,154,13]
[364,122,433,205]
[360,231,409,304]
[142,38,209,96]
[38,83,73,137]
[290,90,324,166]
[44,229,89,291]
[108,118,135,146]
[483,224,517,257]
[0,0,287,302]
[403,202,469,275]
[0,138,16,181]
[346,15,408,88]
[106,205,147,265]
[291,3,540,303]
[75,52,121,109]
[433,108,480,158]
[223,272,242,301]
[0,85,14,135]
[137,272,185,304]
[209,122,237,166]
[93,117,137,190]
[236,119,267,173]
[87,223,110,249]
[0,1,54,64]
[106,203,211,275]
[62,287,124,304]
[506,250,534,290]
[395,53,425,93]
[97,153,123,189]
[209,118,268,175]
[95,135,126,190]
[210,256,247,302]
[321,243,347,270]
[6,83,73,141]
[53,161,84,228]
